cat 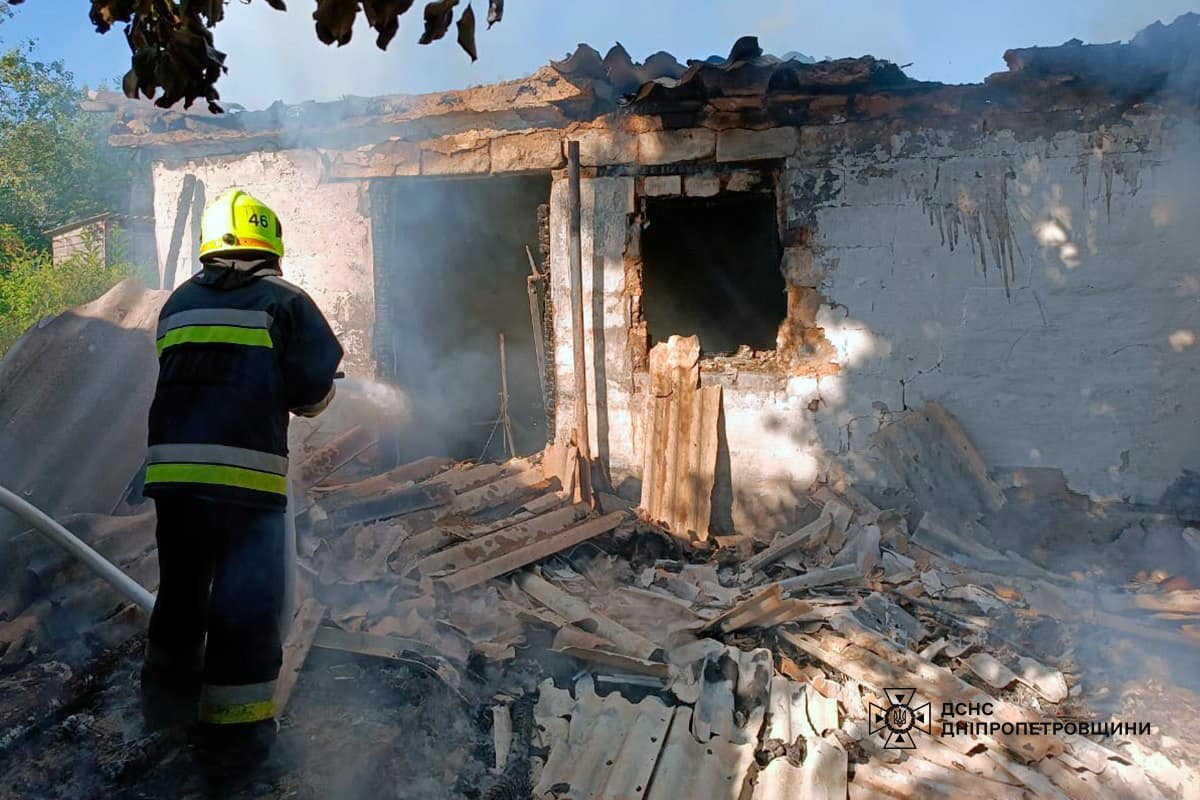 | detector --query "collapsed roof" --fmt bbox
[94,13,1200,154]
